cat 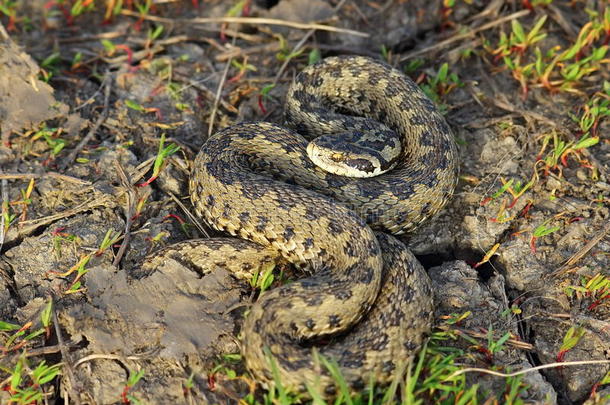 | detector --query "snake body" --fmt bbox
[183,56,458,395]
